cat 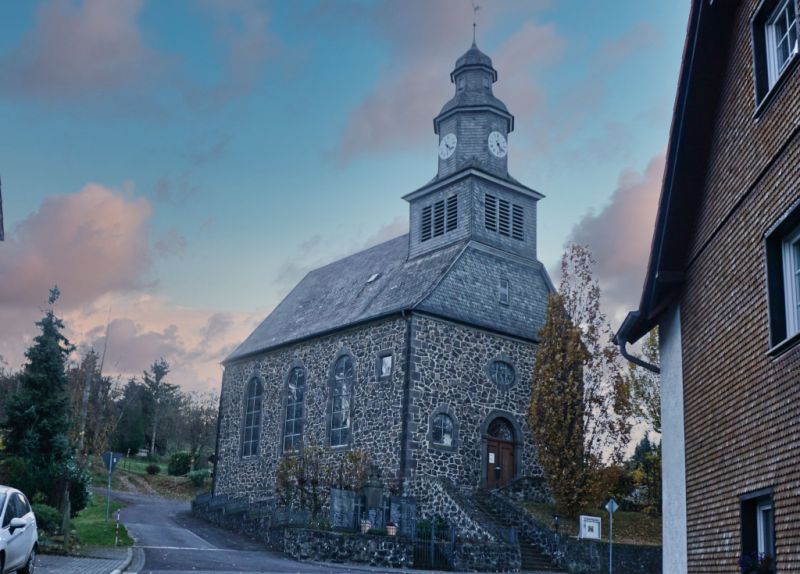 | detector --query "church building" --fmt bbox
[212,42,553,506]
